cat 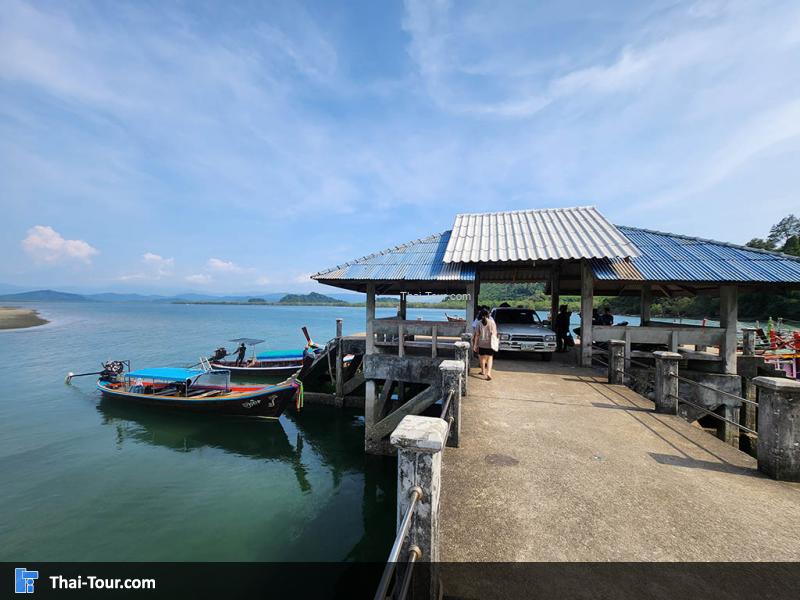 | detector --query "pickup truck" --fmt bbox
[490,307,557,361]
